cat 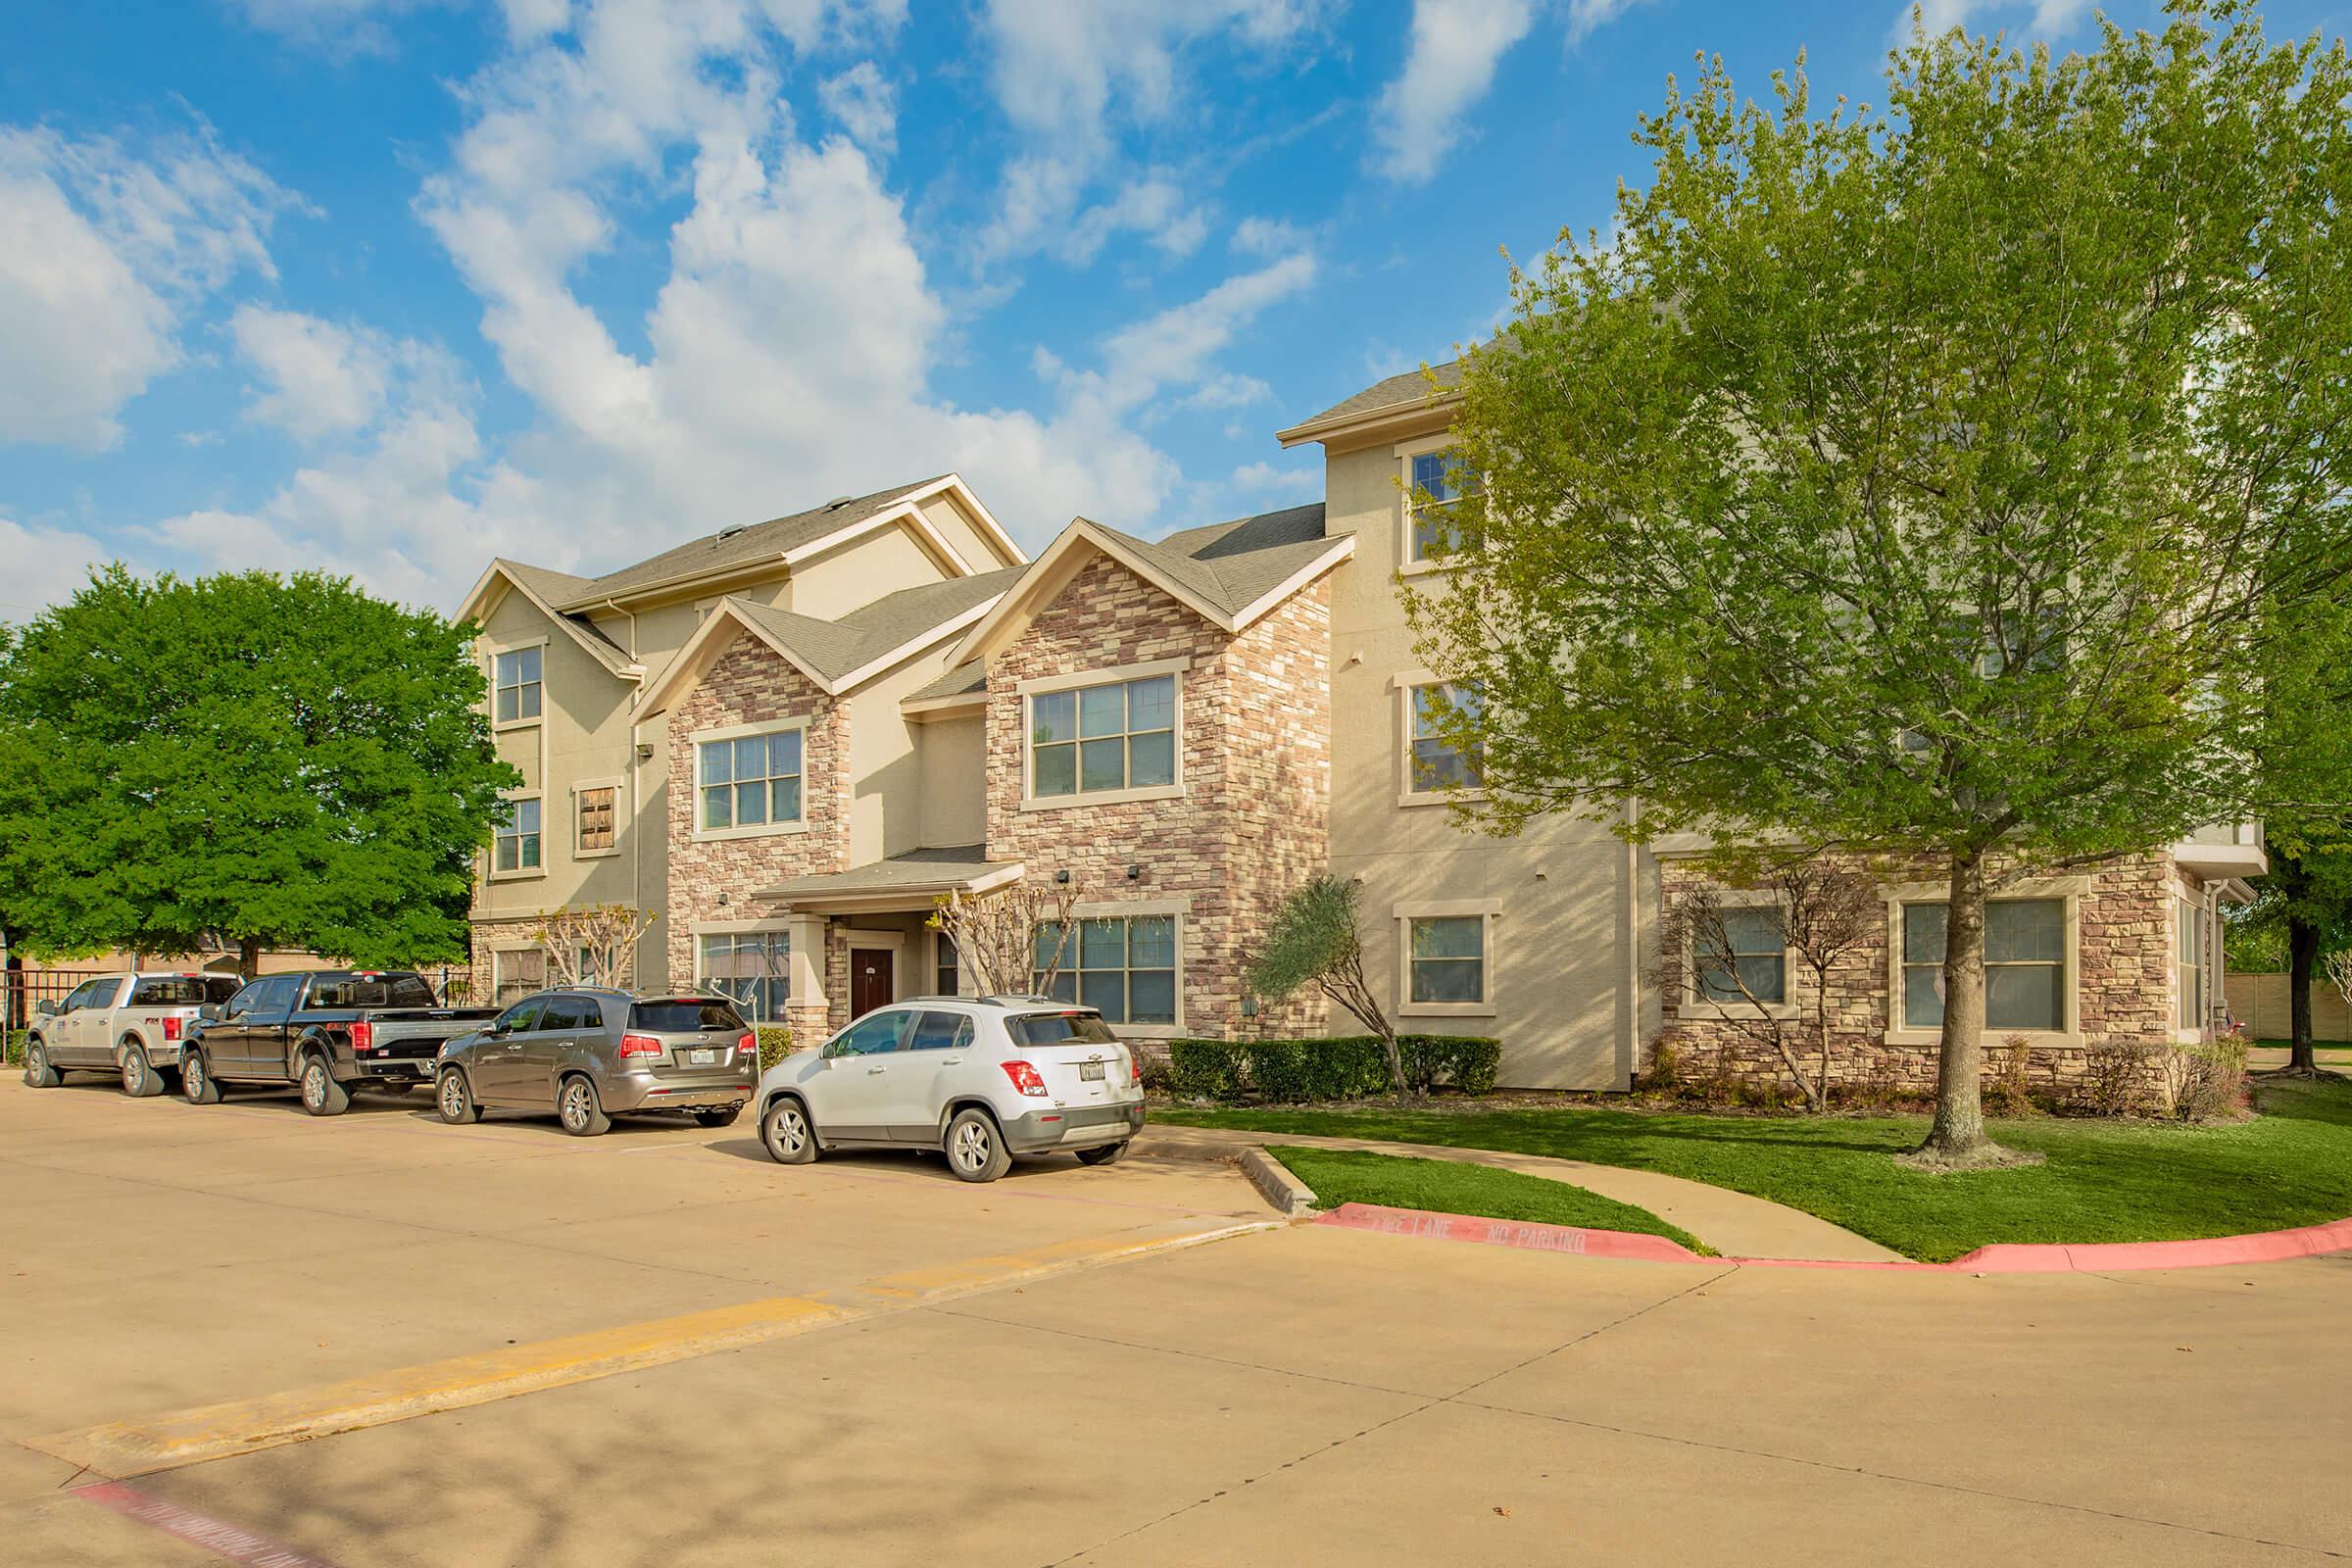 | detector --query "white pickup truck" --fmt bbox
[22,971,243,1097]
